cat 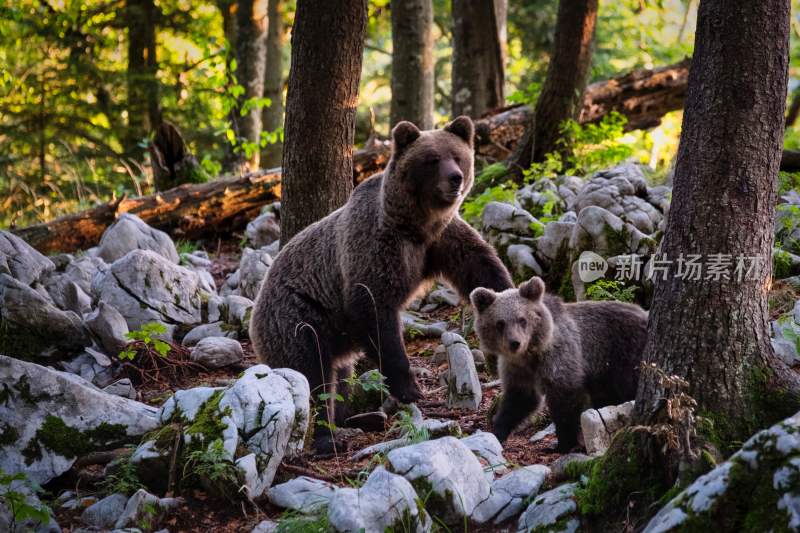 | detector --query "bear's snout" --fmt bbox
[447,170,463,190]
[509,339,521,352]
